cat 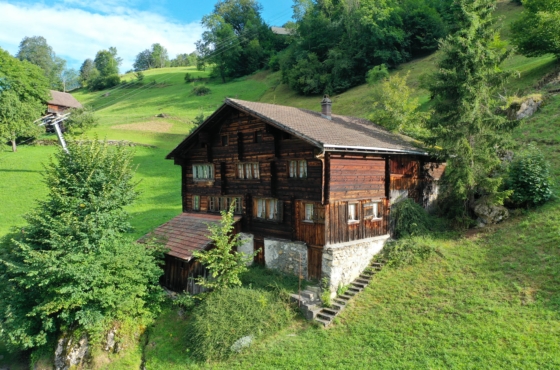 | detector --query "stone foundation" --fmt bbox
[238,233,254,266]
[322,235,389,298]
[264,238,308,279]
